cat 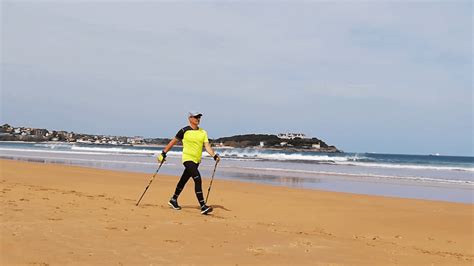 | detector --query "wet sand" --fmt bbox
[1,159,472,265]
